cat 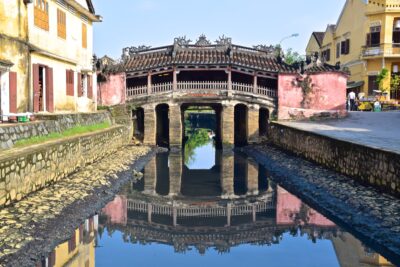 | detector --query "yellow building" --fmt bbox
[307,0,400,100]
[0,0,101,118]
[38,216,97,267]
